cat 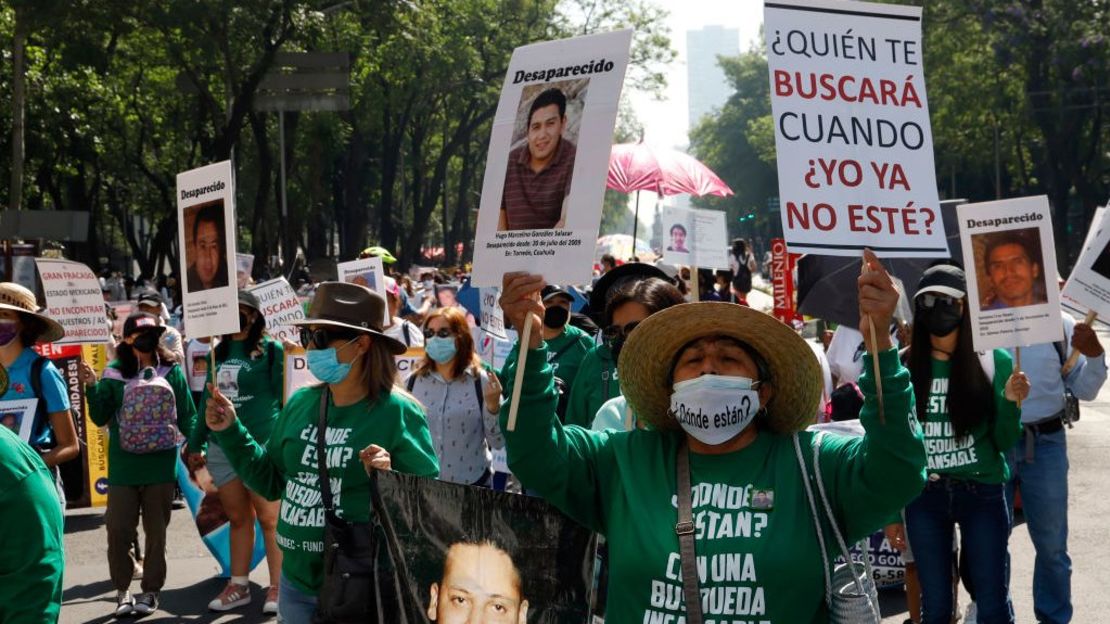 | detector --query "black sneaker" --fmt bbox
[114,590,134,617]
[132,592,158,616]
